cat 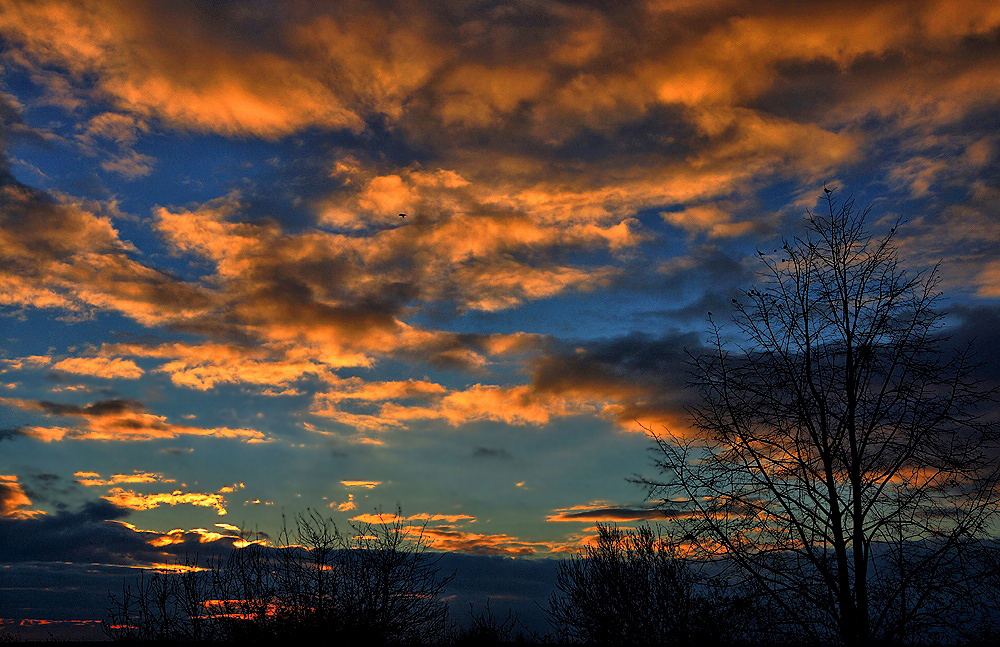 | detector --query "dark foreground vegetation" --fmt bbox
[94,515,1000,647]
